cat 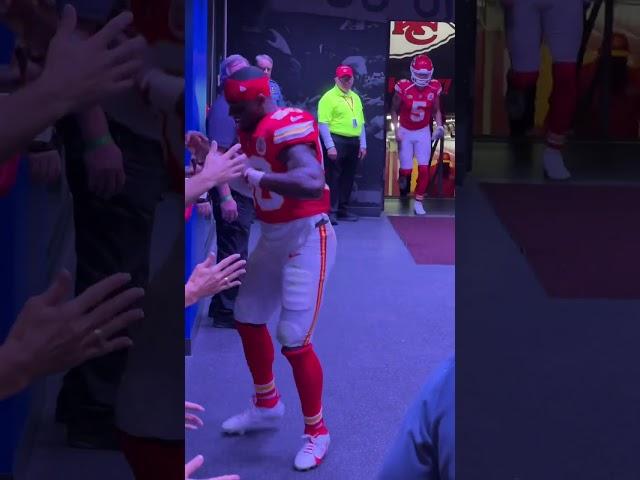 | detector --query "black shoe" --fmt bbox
[329,214,338,225]
[337,211,358,222]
